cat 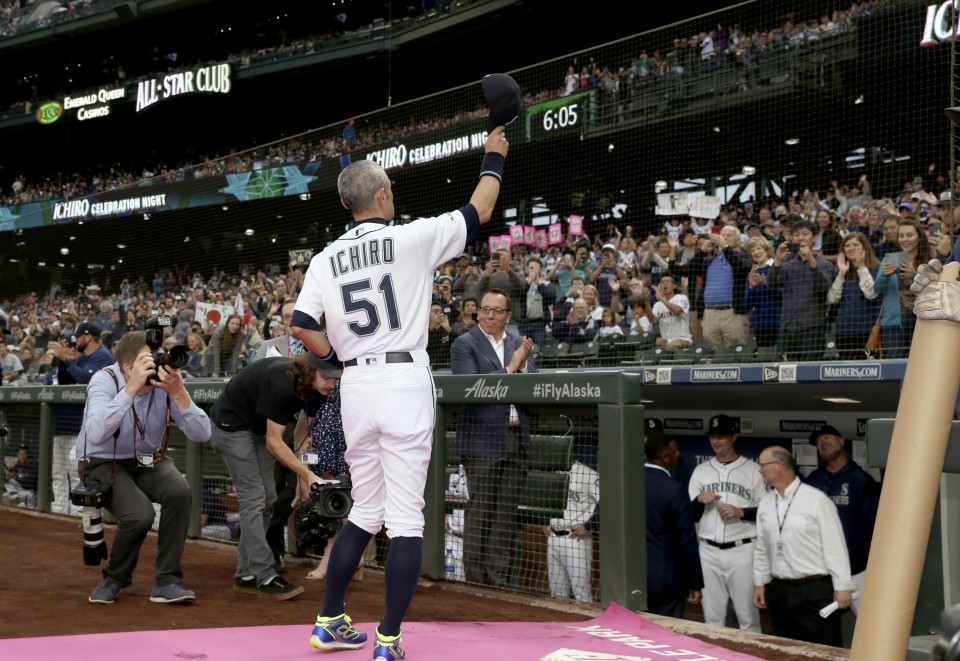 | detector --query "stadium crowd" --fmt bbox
[0,0,886,208]
[0,170,955,381]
